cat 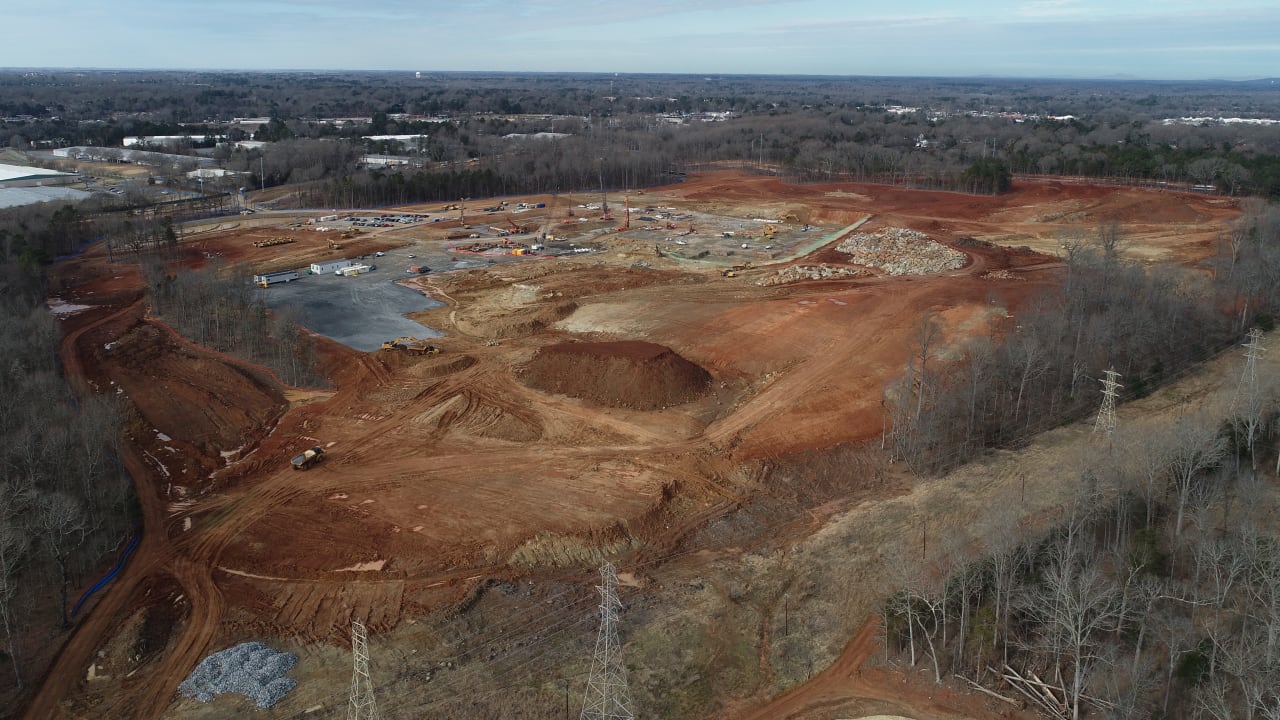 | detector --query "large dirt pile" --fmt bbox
[520,340,711,410]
